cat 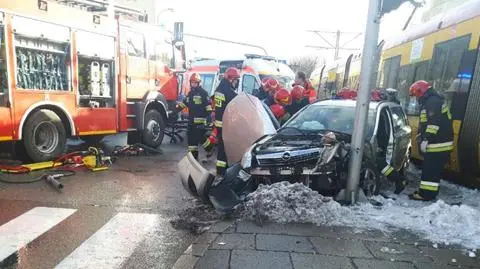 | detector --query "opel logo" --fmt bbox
[282,152,291,161]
